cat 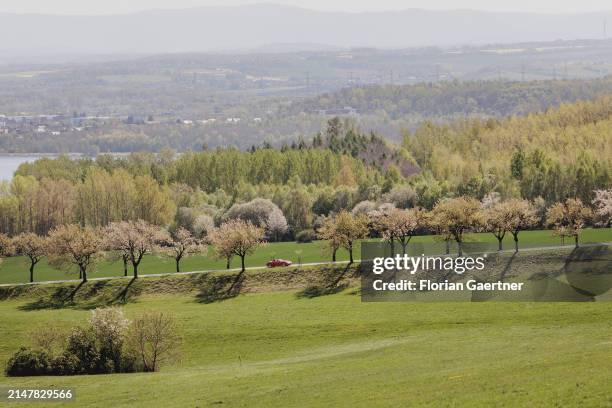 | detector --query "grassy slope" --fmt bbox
[0,289,611,407]
[1,228,610,285]
[0,250,611,408]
